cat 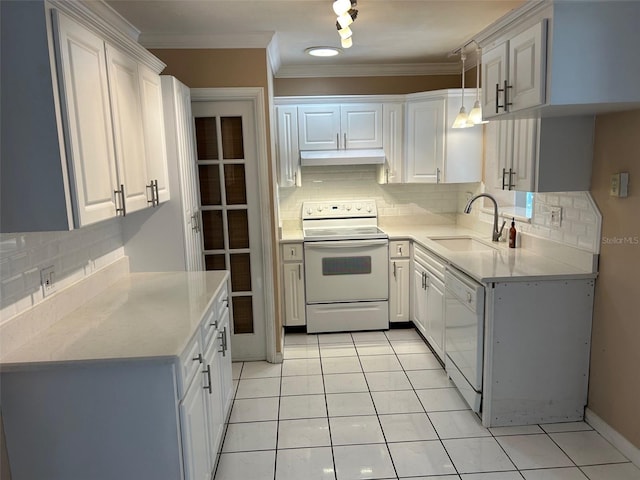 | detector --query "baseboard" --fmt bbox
[585,408,640,468]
